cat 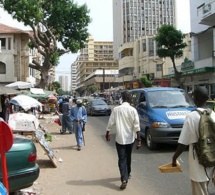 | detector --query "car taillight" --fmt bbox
[28,151,37,162]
